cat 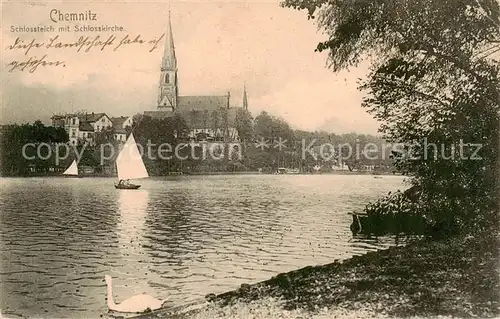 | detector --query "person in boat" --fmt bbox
[118,179,131,186]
